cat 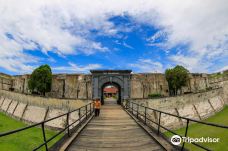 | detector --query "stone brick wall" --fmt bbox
[0,94,86,129]
[0,71,227,100]
[131,88,226,130]
[0,73,13,91]
[130,73,169,98]
[0,90,90,110]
